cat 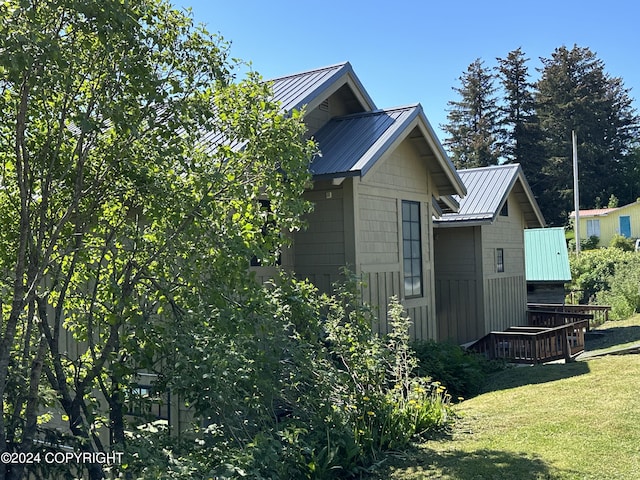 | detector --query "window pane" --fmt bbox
[402,201,411,219]
[412,259,421,275]
[403,221,411,239]
[411,222,420,239]
[411,202,419,221]
[404,259,412,273]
